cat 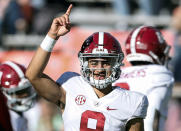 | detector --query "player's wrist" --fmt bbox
[40,34,56,52]
[47,32,57,40]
